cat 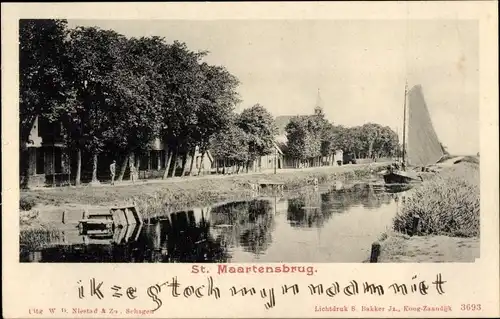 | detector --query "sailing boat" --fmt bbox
[383,83,445,185]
